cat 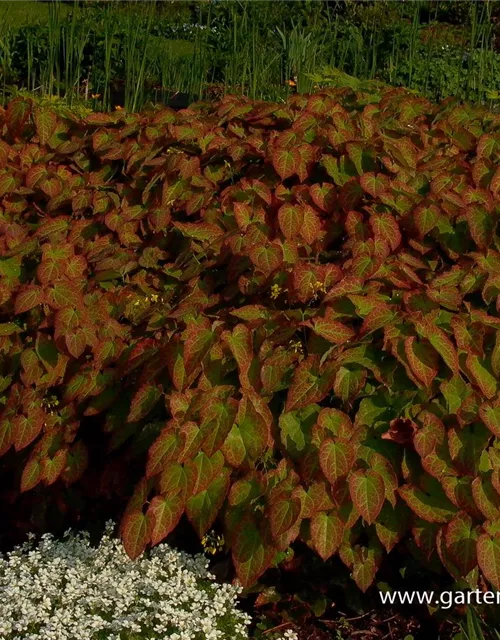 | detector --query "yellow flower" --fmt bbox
[310,280,327,293]
[270,283,283,299]
[201,531,225,555]
[289,339,303,354]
